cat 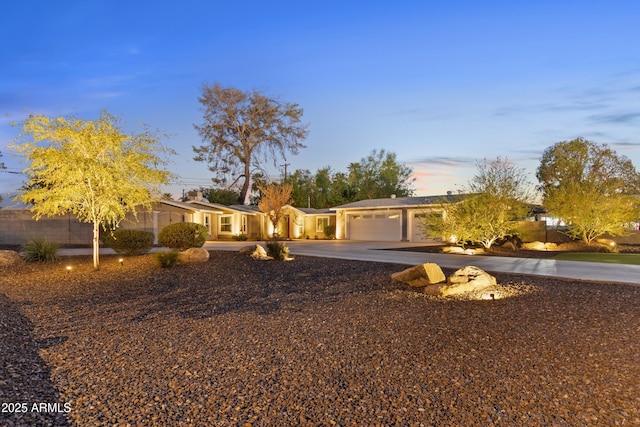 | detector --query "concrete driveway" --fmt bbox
[58,240,640,285]
[202,240,640,286]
